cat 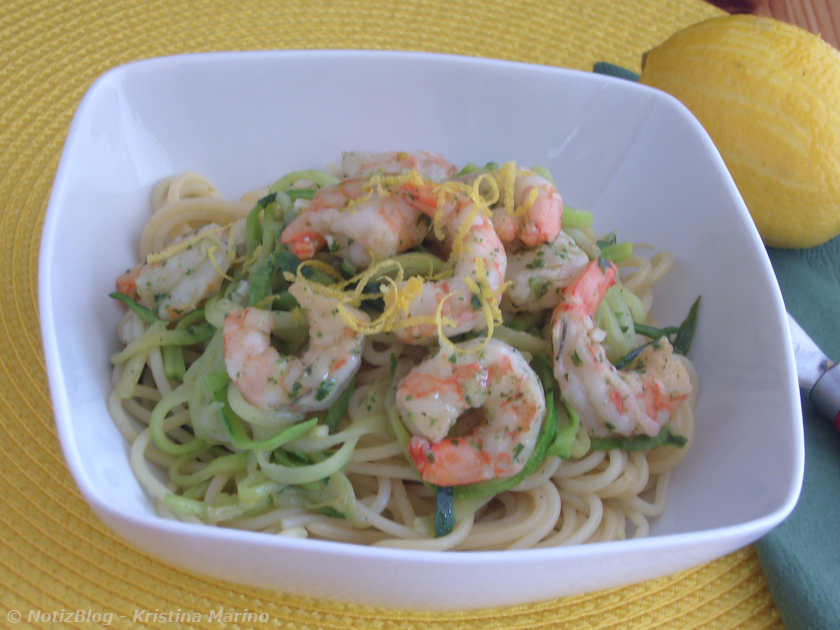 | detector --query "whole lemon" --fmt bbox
[640,14,840,249]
